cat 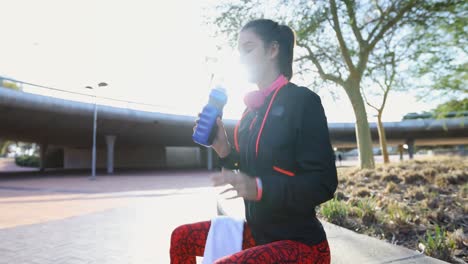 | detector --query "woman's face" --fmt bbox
[238,29,274,84]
